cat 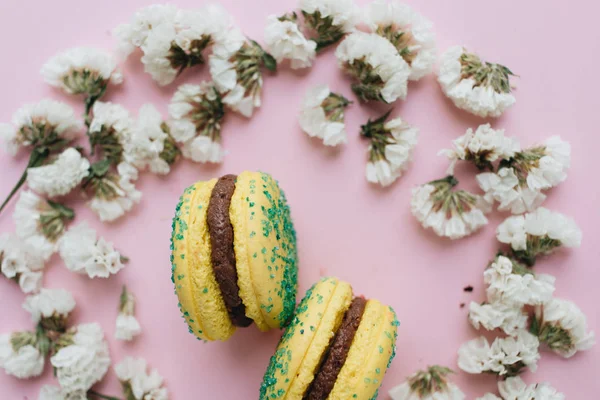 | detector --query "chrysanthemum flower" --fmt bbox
[115,357,168,400]
[361,111,418,186]
[23,288,75,333]
[438,46,516,118]
[0,233,45,292]
[532,298,595,358]
[468,302,528,336]
[169,82,225,163]
[336,32,410,103]
[0,331,46,379]
[88,101,134,165]
[58,222,126,278]
[13,191,74,261]
[411,176,489,239]
[439,124,519,173]
[41,47,122,117]
[50,323,110,393]
[114,4,231,86]
[300,0,358,50]
[209,27,276,117]
[477,167,546,215]
[389,365,465,400]
[123,104,178,175]
[496,208,581,265]
[26,148,90,198]
[115,286,141,341]
[458,330,540,377]
[82,161,142,222]
[264,13,316,69]
[364,0,436,81]
[298,84,351,146]
[498,377,565,400]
